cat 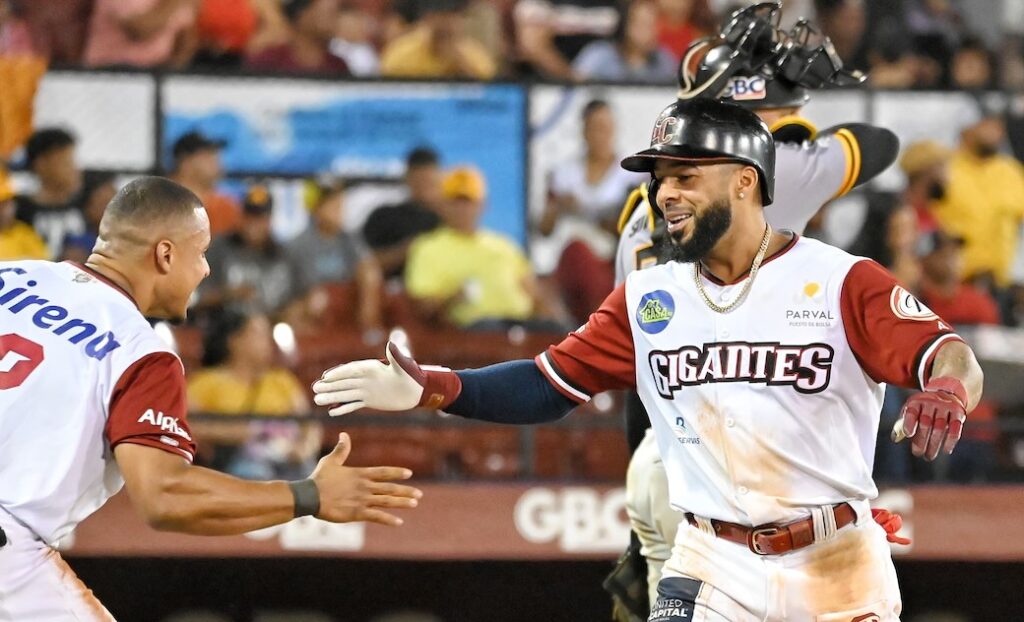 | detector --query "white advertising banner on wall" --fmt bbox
[33,71,156,171]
